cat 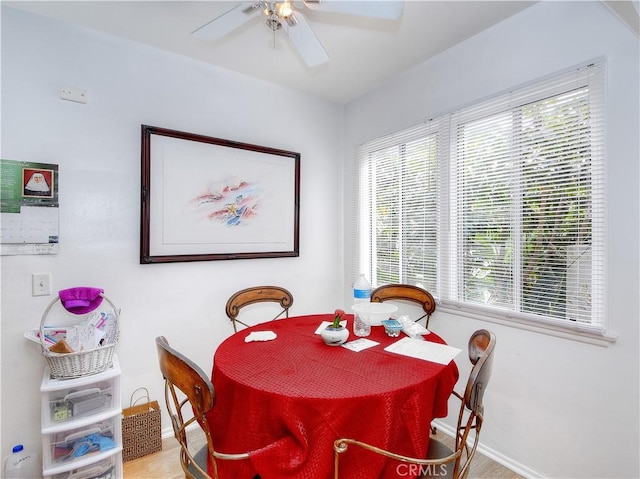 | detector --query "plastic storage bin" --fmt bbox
[50,457,117,479]
[41,368,120,429]
[41,356,122,479]
[44,416,119,467]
